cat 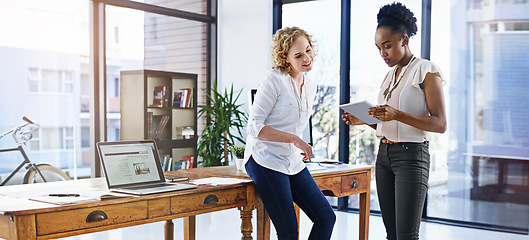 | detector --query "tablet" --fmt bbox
[339,100,382,125]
